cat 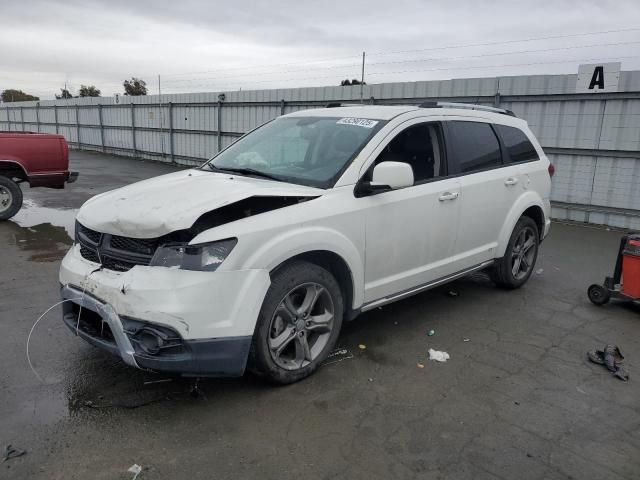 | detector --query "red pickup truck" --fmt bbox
[0,132,77,220]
